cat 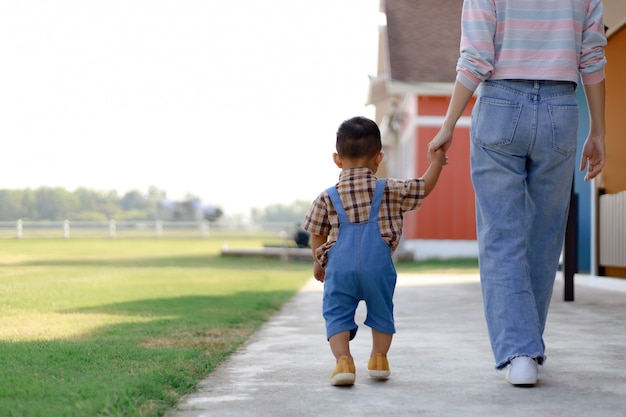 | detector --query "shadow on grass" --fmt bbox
[0,290,296,417]
[6,255,476,272]
[3,254,311,269]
